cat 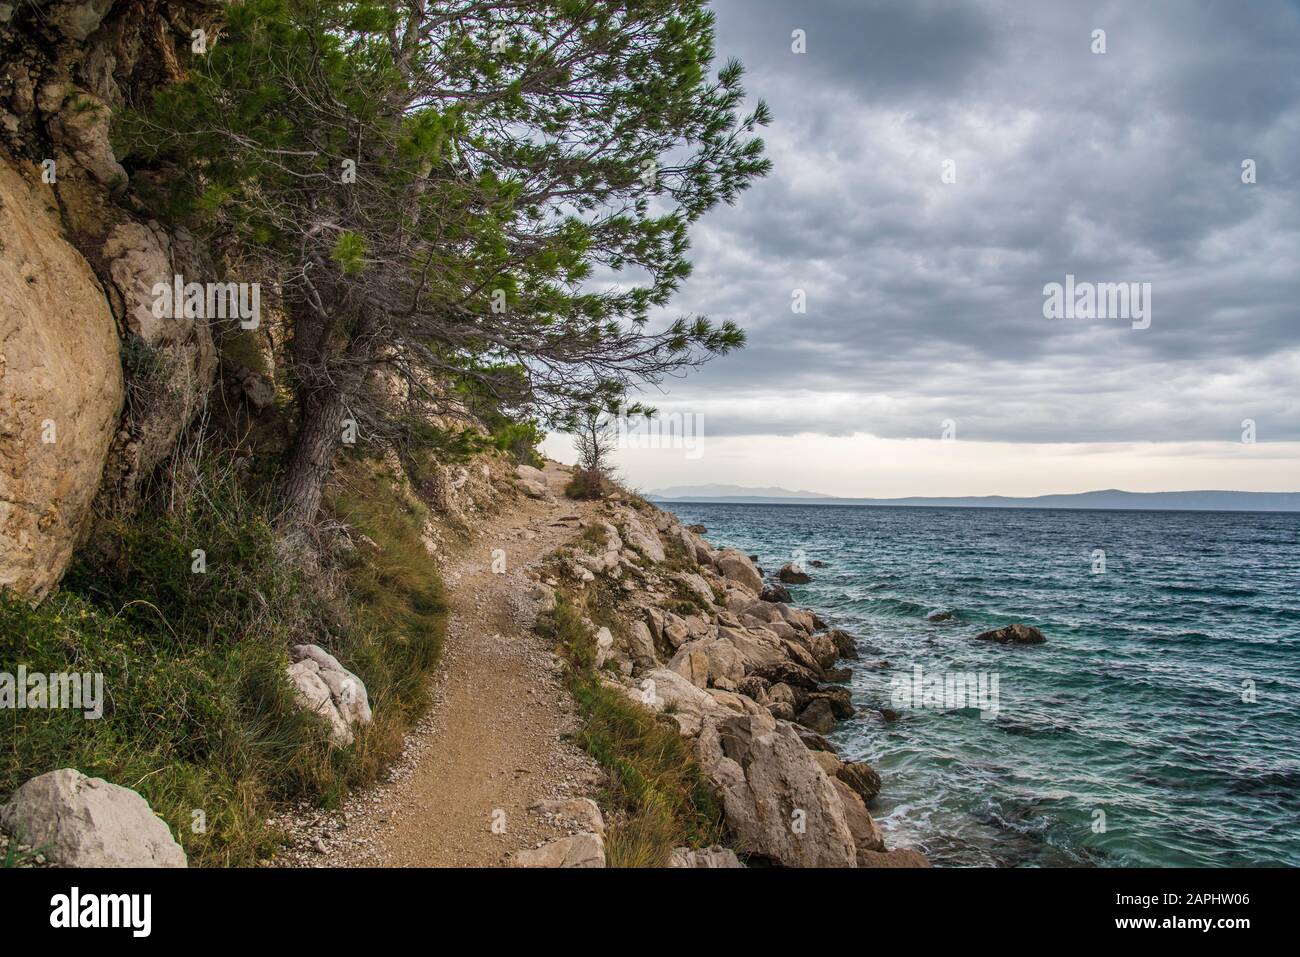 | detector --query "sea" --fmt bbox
[657,502,1300,867]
